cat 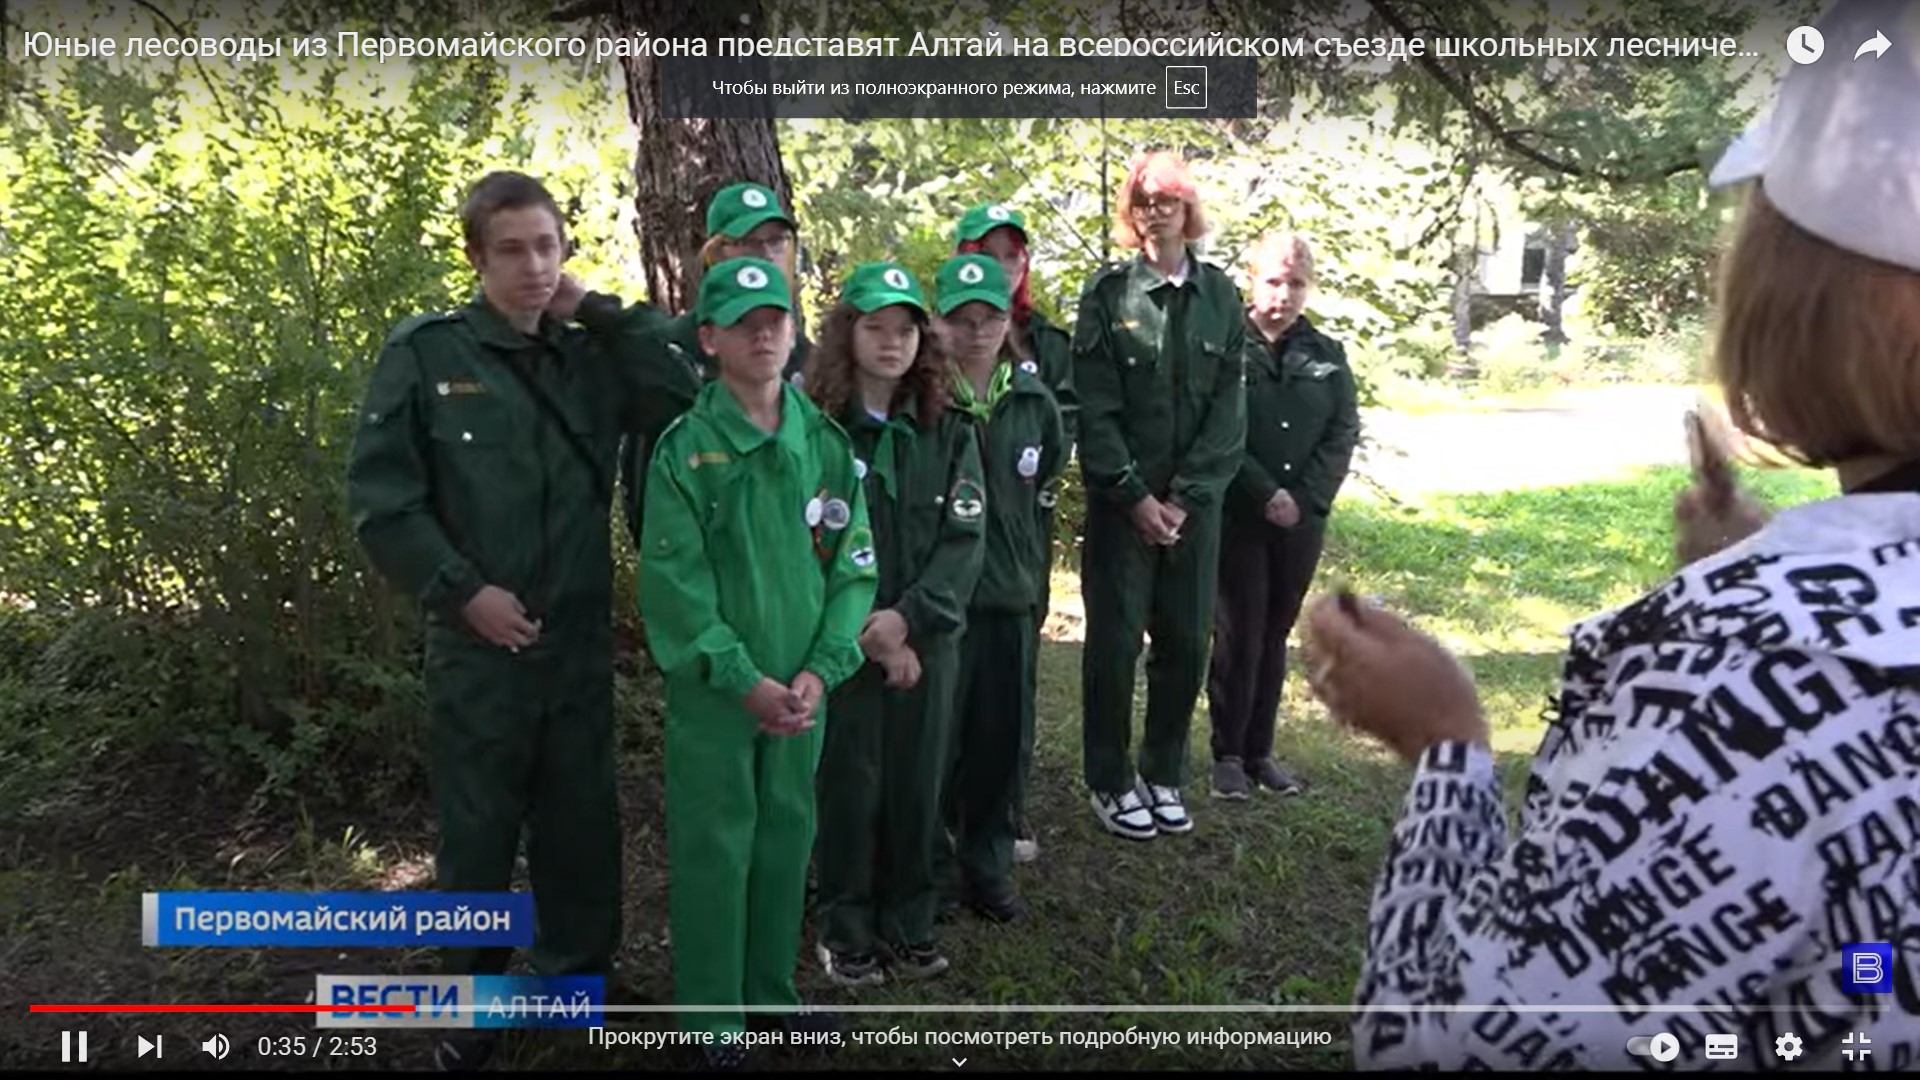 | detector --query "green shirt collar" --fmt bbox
[951,361,1015,421]
[708,380,813,457]
[465,292,567,352]
[1128,248,1200,293]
